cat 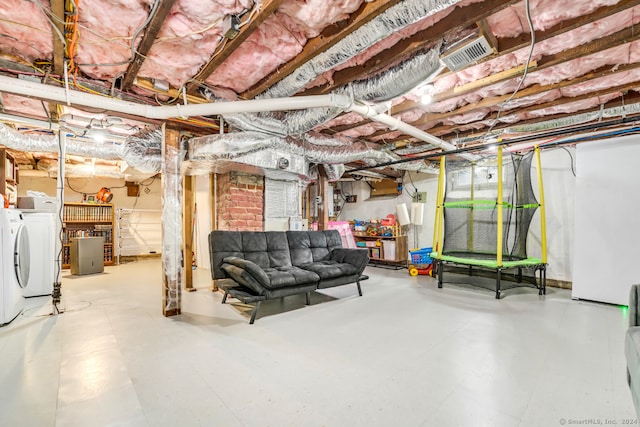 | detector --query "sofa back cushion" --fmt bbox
[209,231,293,279]
[209,231,244,279]
[287,230,343,266]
